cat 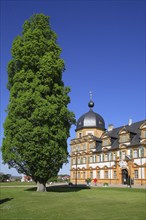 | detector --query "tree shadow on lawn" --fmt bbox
[25,184,91,193]
[0,198,14,205]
